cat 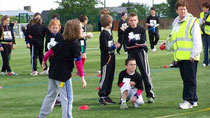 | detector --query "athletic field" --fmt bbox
[0,29,210,118]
